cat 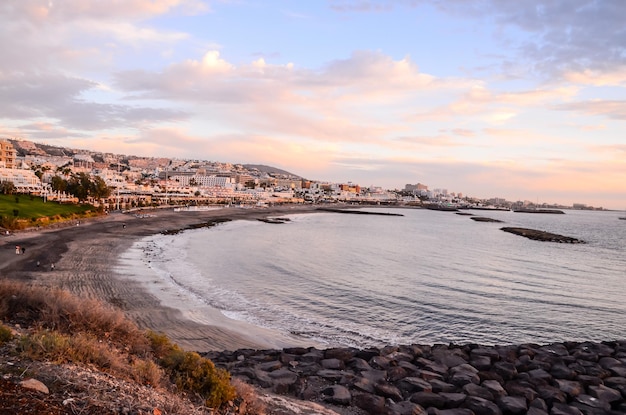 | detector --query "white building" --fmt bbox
[0,168,42,192]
